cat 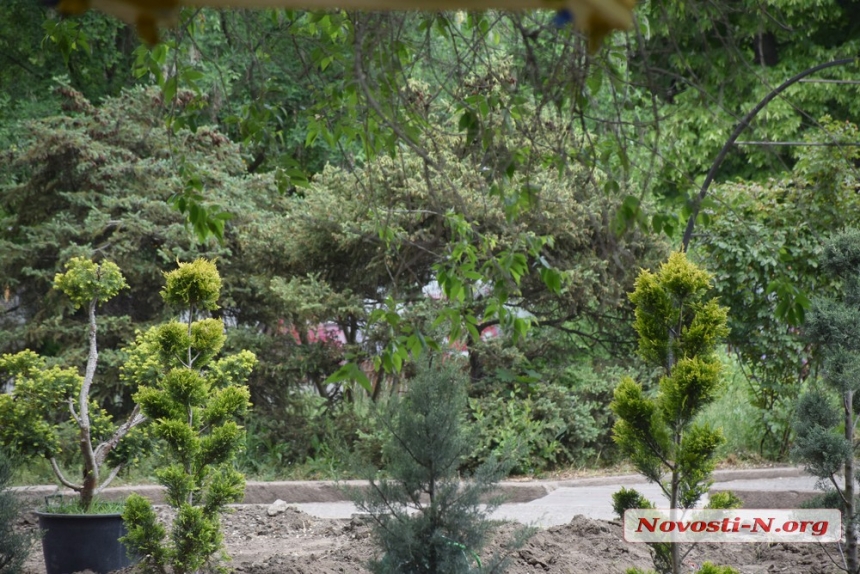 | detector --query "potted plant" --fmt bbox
[120,258,254,574]
[0,257,147,574]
